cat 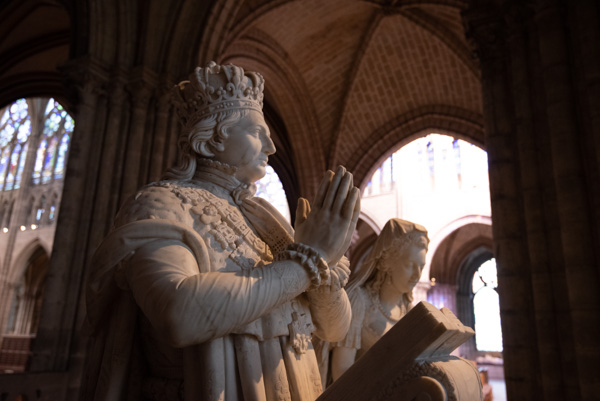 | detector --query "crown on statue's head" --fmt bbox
[172,61,265,133]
